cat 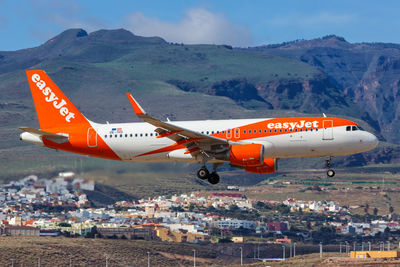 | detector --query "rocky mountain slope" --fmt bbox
[249,35,400,144]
